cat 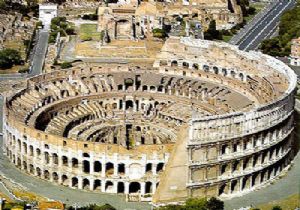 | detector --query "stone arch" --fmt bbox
[218,183,227,195]
[44,170,50,180]
[118,163,125,175]
[29,145,34,156]
[239,73,244,81]
[222,68,227,76]
[125,100,134,110]
[94,179,101,190]
[124,78,134,90]
[72,158,78,168]
[171,60,178,67]
[230,70,236,78]
[129,182,141,194]
[193,63,199,70]
[105,181,114,192]
[52,172,59,182]
[29,164,34,174]
[213,66,219,74]
[72,177,78,187]
[156,163,164,173]
[203,65,209,72]
[36,167,42,177]
[53,153,58,164]
[83,160,90,173]
[182,62,189,69]
[117,182,125,193]
[62,155,68,166]
[44,152,50,164]
[62,175,68,186]
[106,162,114,175]
[145,181,152,194]
[145,163,152,173]
[83,178,90,190]
[94,161,102,172]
